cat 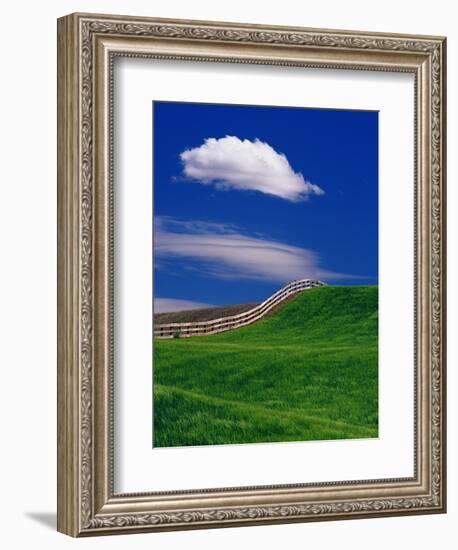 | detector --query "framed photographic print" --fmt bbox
[57,13,446,536]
